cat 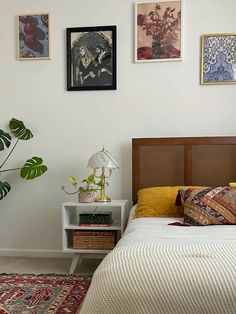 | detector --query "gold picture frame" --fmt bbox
[201,33,236,85]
